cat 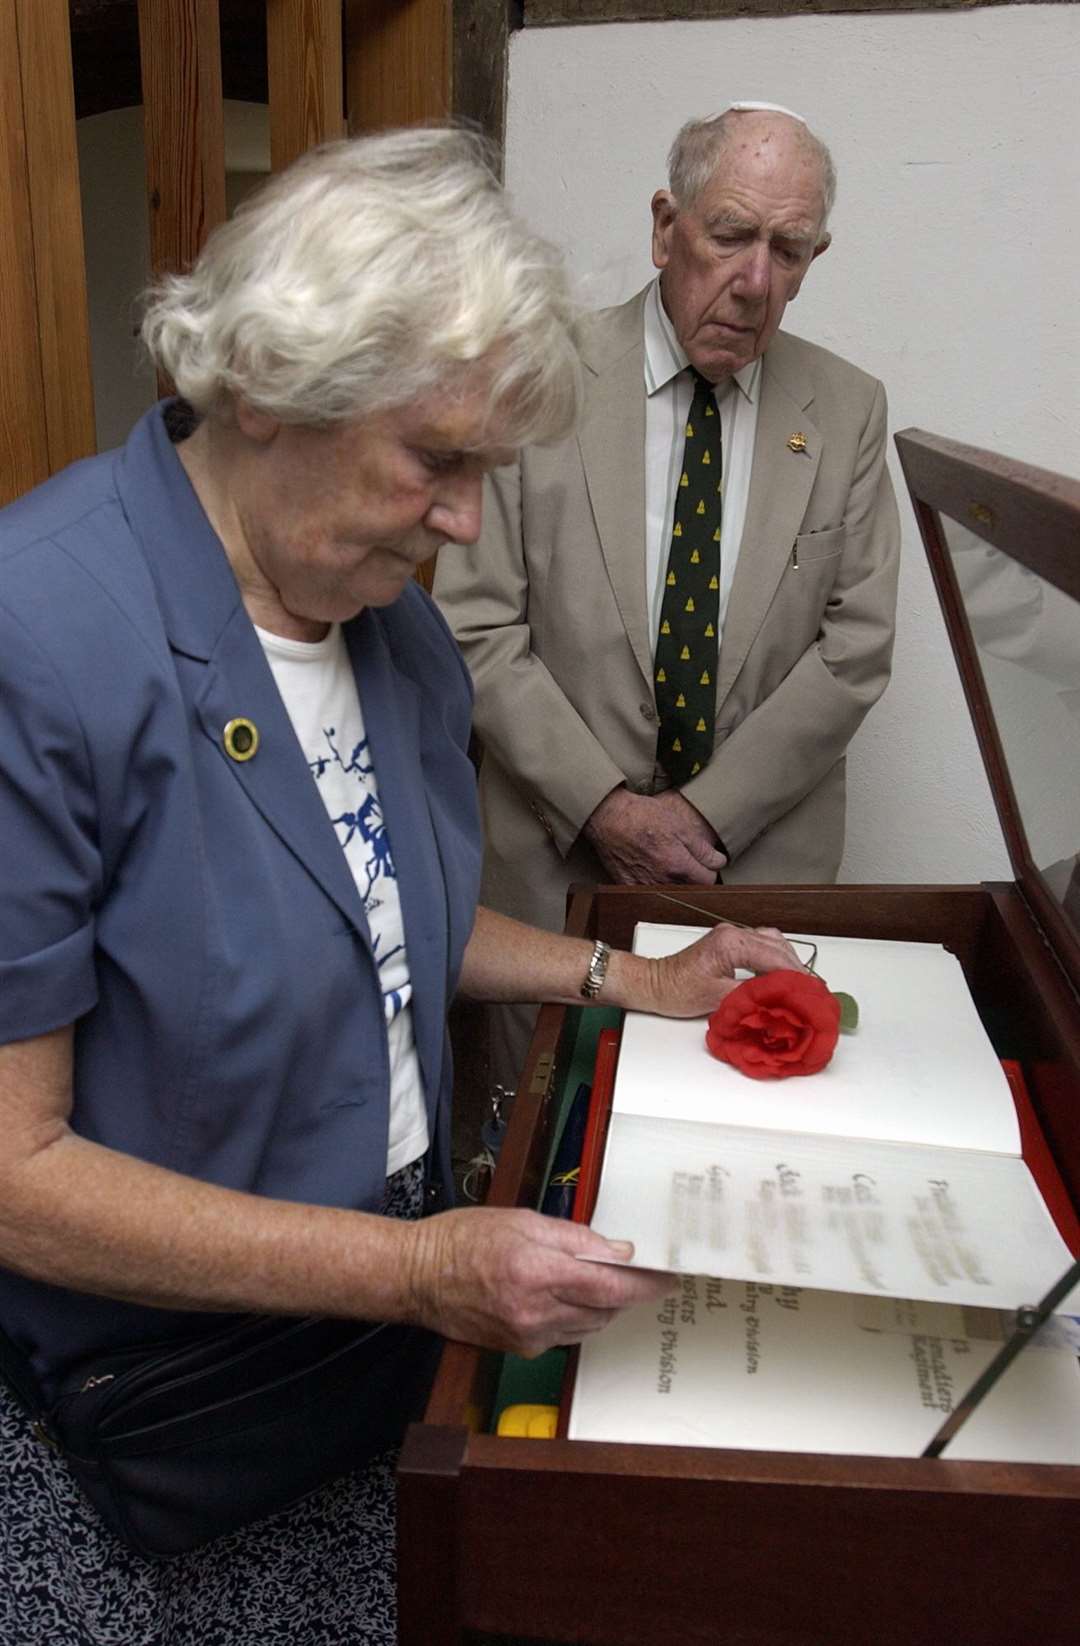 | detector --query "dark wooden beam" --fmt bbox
[453,0,520,159]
